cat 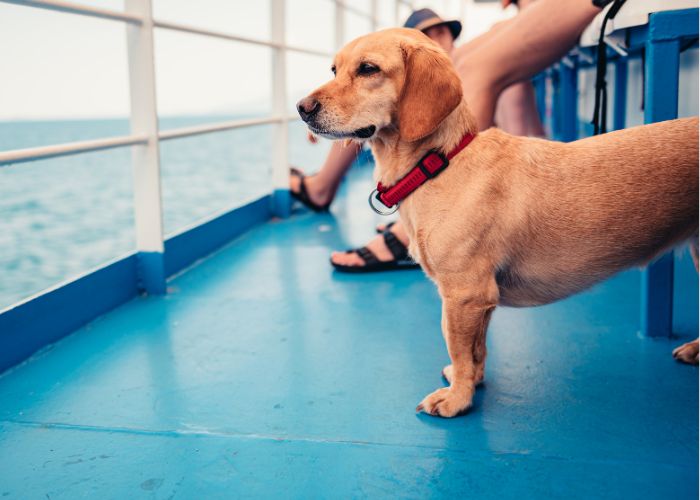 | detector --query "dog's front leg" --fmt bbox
[417,276,498,418]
